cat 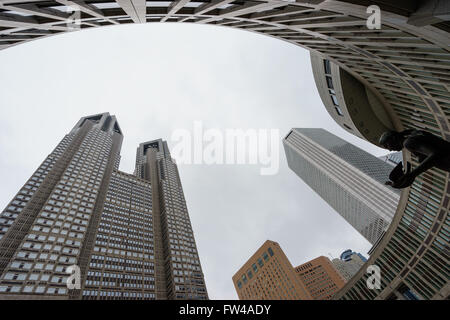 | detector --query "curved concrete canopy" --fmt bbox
[0,0,449,300]
[310,51,396,147]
